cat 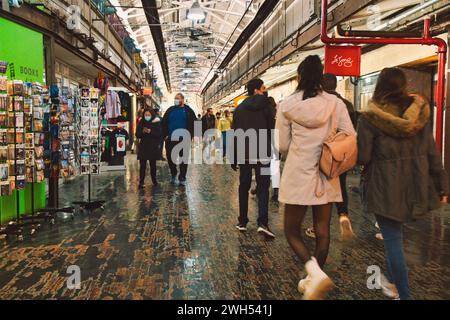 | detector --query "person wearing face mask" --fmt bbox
[232,78,276,238]
[161,93,198,186]
[137,109,162,188]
